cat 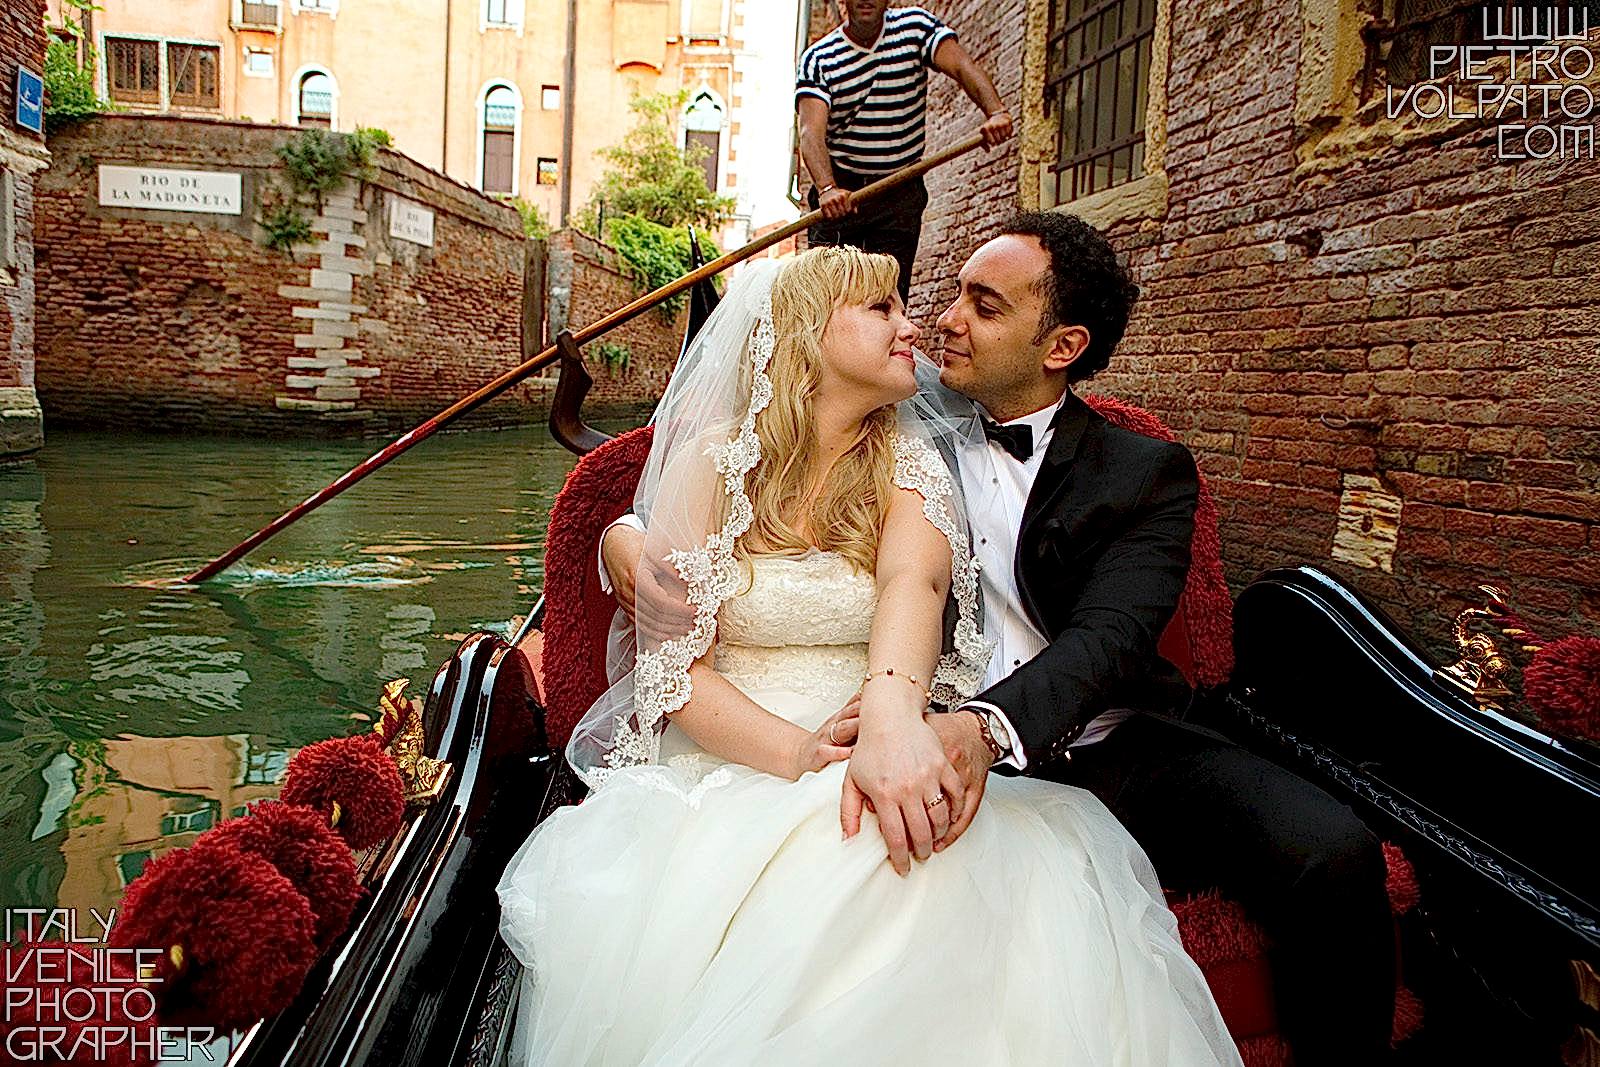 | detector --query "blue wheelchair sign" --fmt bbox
[16,65,44,134]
